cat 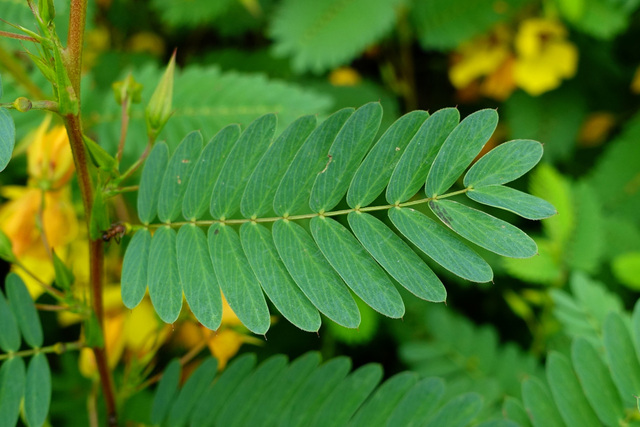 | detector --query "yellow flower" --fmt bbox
[27,117,75,189]
[329,67,362,87]
[79,286,169,378]
[449,26,512,89]
[631,66,640,94]
[174,296,261,369]
[513,19,578,96]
